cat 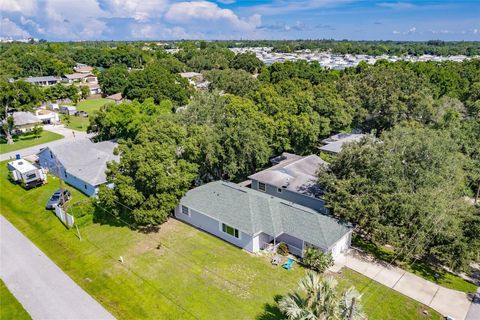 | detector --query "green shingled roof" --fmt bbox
[180,181,351,250]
